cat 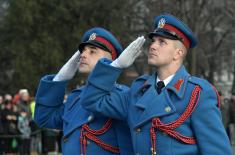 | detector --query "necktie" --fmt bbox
[156,81,165,94]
